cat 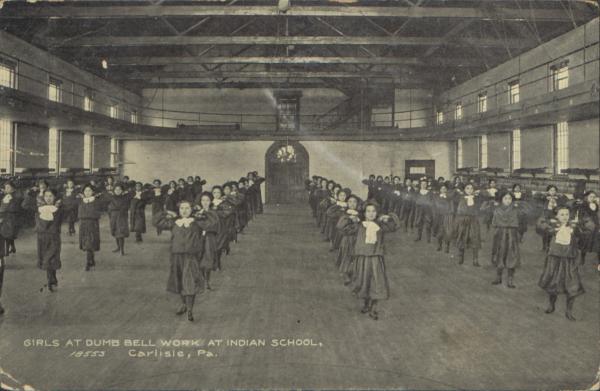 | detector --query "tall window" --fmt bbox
[110,138,119,168]
[550,62,569,92]
[455,102,463,120]
[477,93,487,113]
[480,135,488,169]
[84,91,93,112]
[130,110,138,124]
[436,111,444,125]
[0,119,13,174]
[48,77,62,103]
[457,139,463,169]
[109,105,119,119]
[83,134,92,170]
[0,58,16,89]
[274,91,301,132]
[554,121,569,174]
[511,129,521,171]
[48,128,59,172]
[508,80,520,104]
